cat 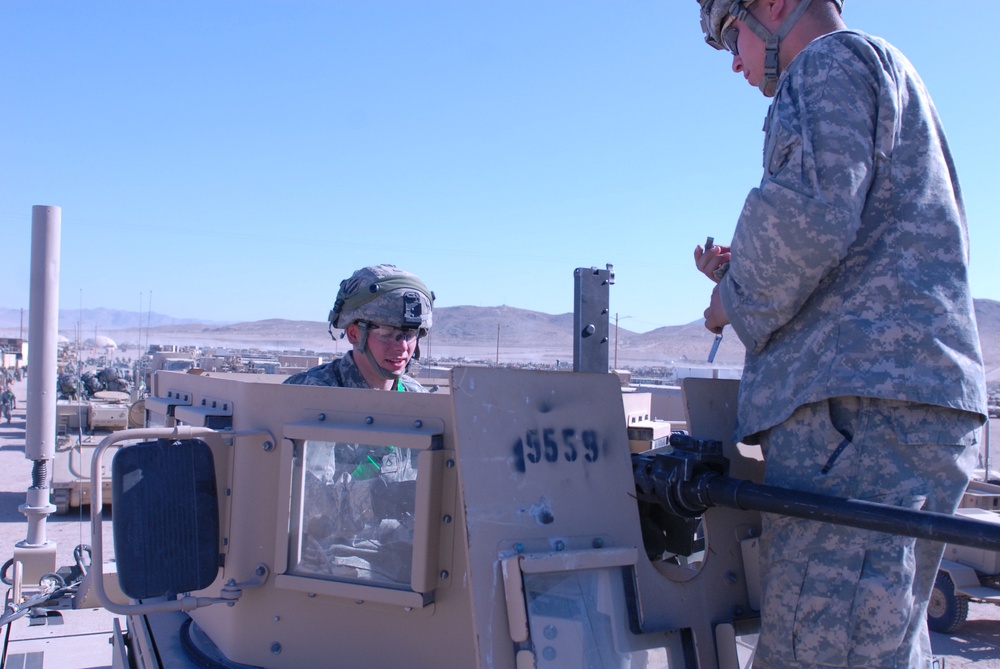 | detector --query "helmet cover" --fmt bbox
[329,264,434,331]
